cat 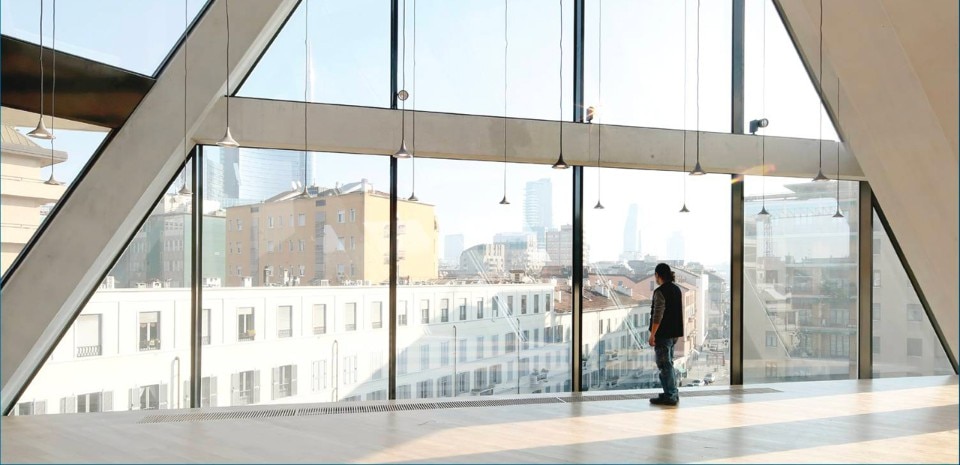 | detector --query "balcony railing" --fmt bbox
[139,339,160,351]
[278,329,292,338]
[313,326,326,335]
[239,331,255,342]
[76,345,102,357]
